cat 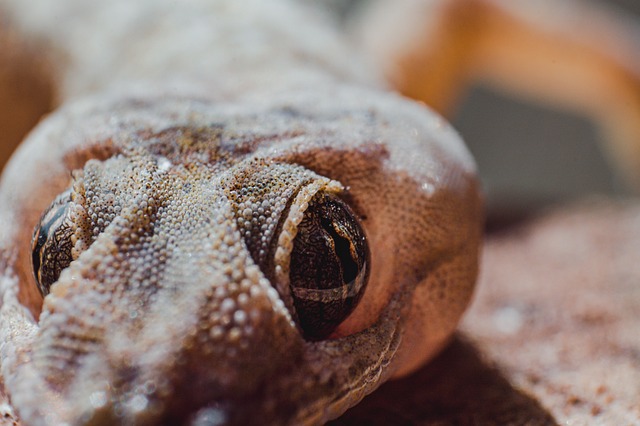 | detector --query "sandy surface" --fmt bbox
[334,199,640,425]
